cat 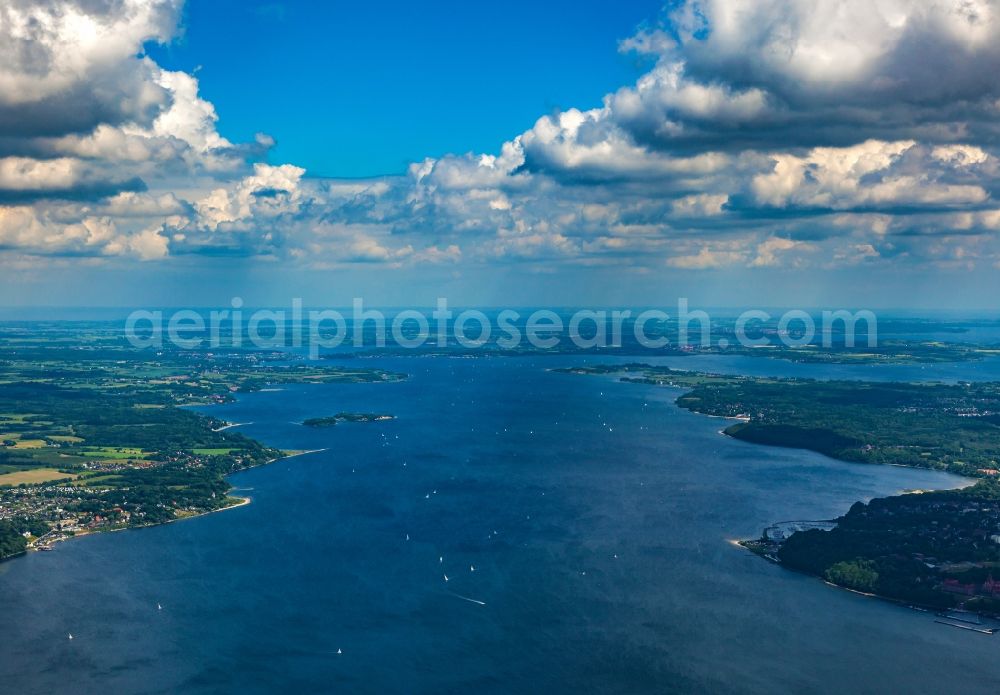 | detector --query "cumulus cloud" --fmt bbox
[619,0,1000,149]
[750,140,991,209]
[194,163,306,231]
[0,0,266,258]
[0,205,167,258]
[666,245,746,269]
[5,0,1000,274]
[751,237,813,267]
[0,0,179,137]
